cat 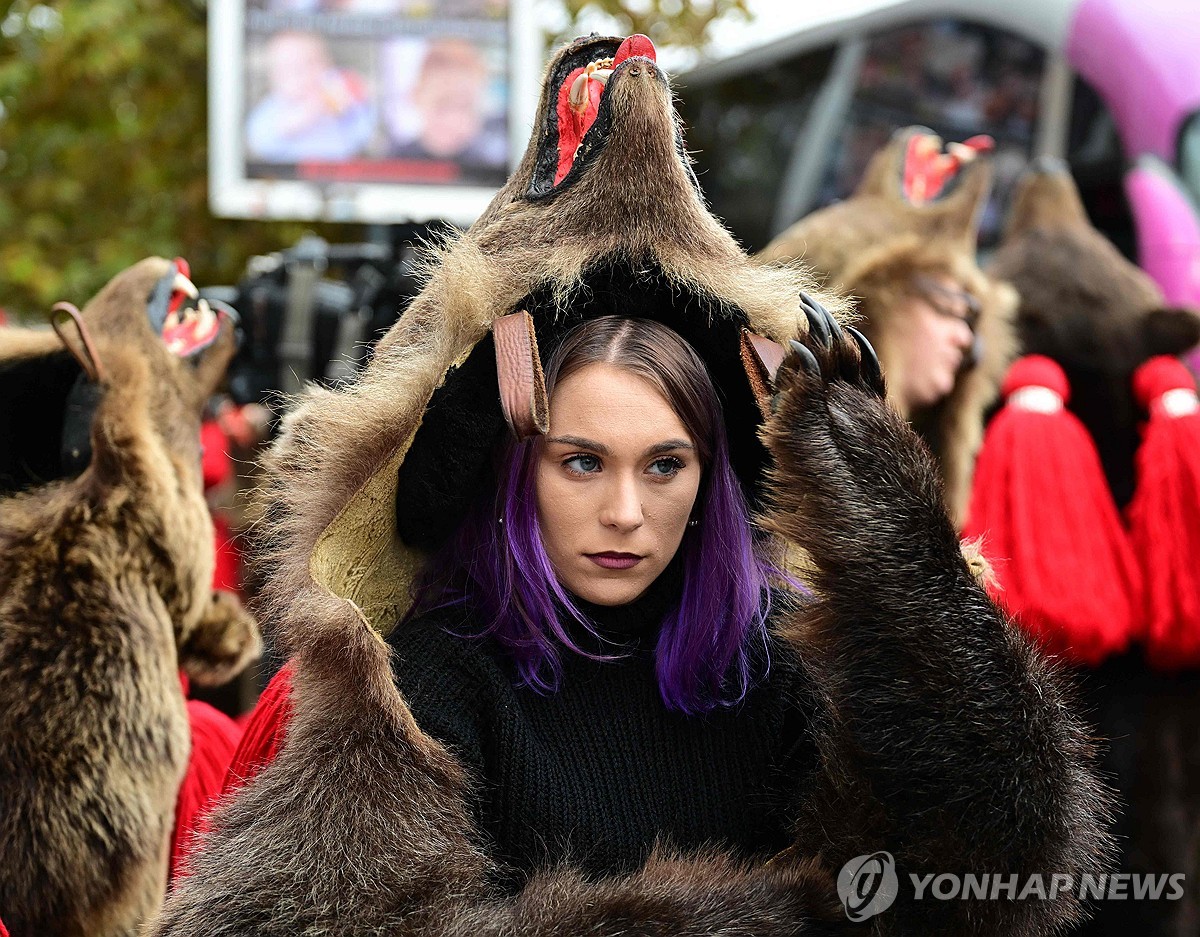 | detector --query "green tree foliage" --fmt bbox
[0,0,337,319]
[0,0,745,319]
